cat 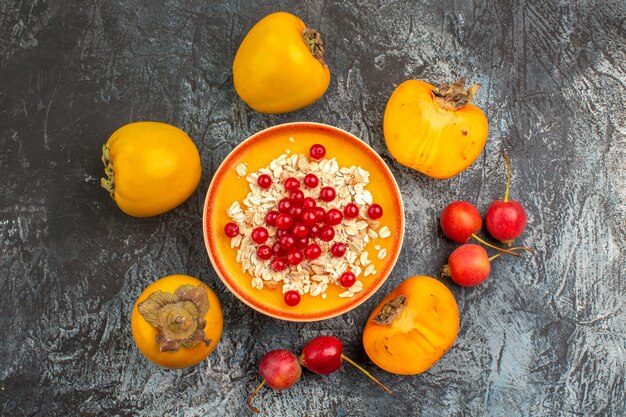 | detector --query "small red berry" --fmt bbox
[330,242,346,257]
[224,222,239,237]
[319,225,335,242]
[325,209,343,226]
[279,234,296,250]
[304,243,322,260]
[289,190,305,206]
[319,187,336,202]
[272,241,286,257]
[314,207,326,223]
[288,206,303,220]
[271,257,287,272]
[287,249,304,265]
[343,203,359,219]
[284,290,301,306]
[309,144,326,160]
[291,222,309,238]
[284,177,300,191]
[275,213,293,230]
[257,174,272,189]
[308,224,320,238]
[367,203,383,219]
[276,228,289,238]
[302,197,316,209]
[265,210,279,226]
[339,272,356,288]
[303,173,319,188]
[278,198,292,213]
[251,227,269,244]
[256,245,272,260]
[295,236,309,250]
[302,209,318,226]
